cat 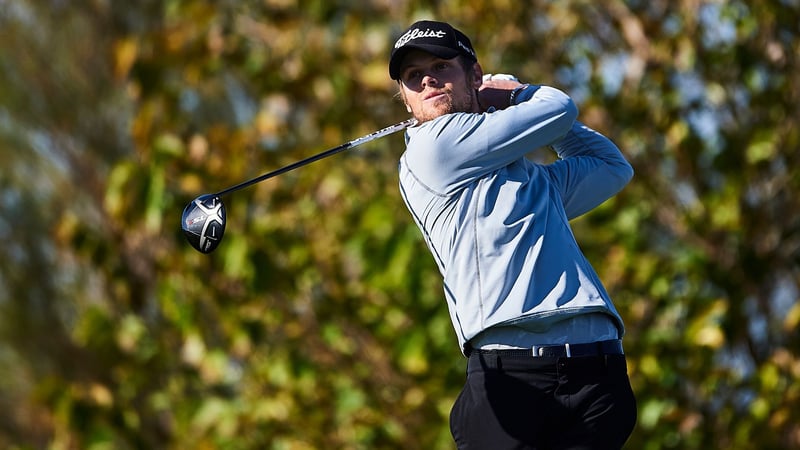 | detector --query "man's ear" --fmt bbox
[472,63,484,88]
